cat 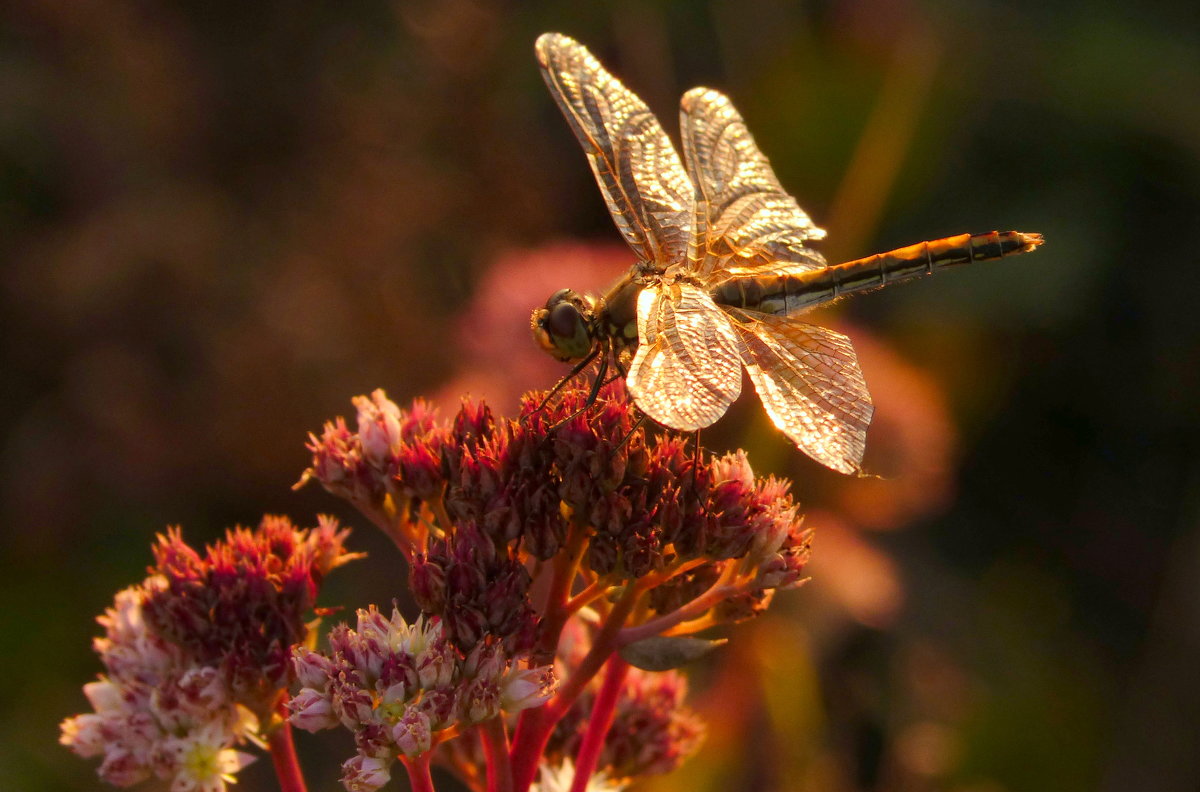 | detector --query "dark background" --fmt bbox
[4,1,1199,790]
